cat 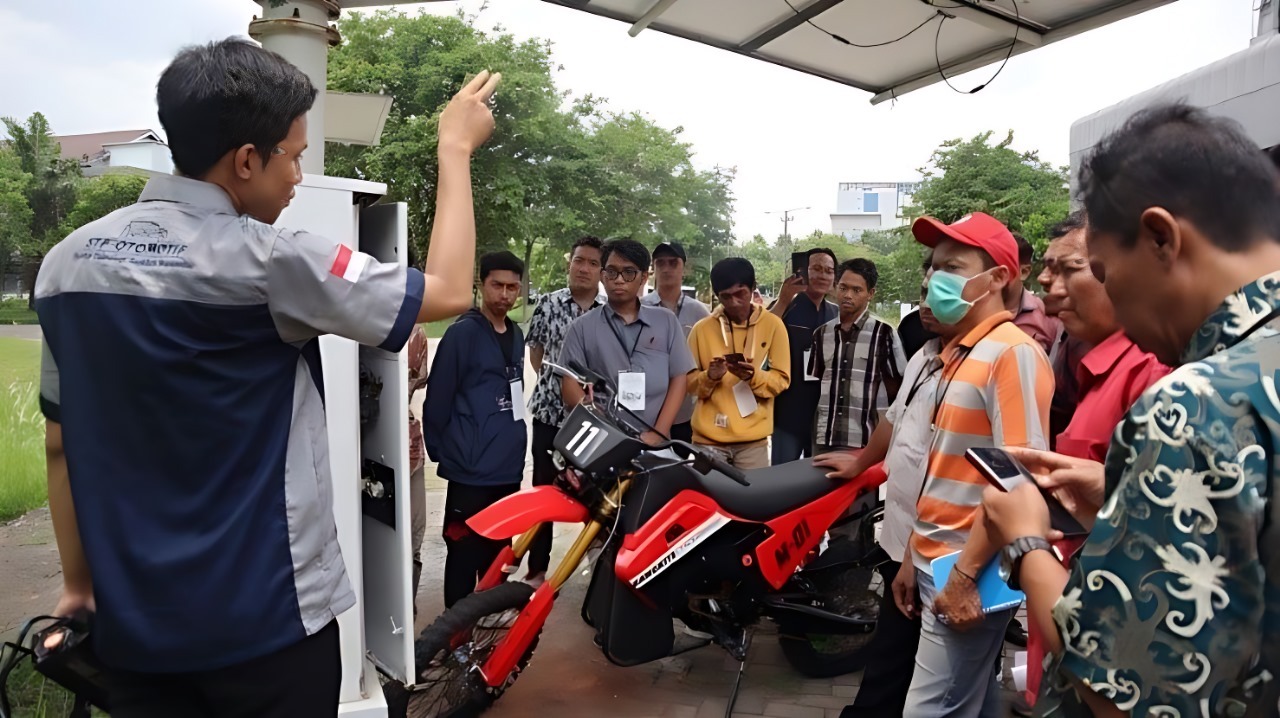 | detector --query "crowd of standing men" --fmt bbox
[424,102,1280,718]
[35,34,1280,718]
